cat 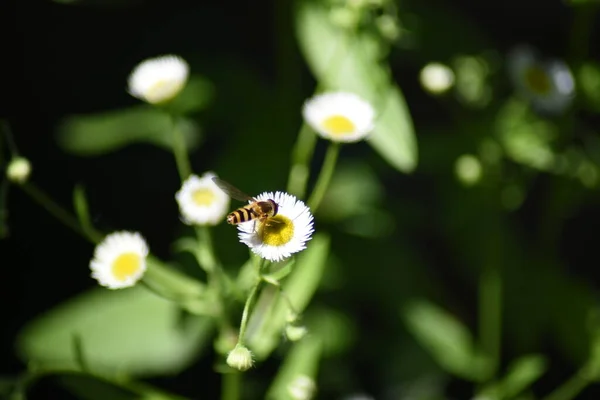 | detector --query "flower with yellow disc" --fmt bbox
[176,172,230,225]
[90,231,149,289]
[302,92,375,143]
[237,191,314,262]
